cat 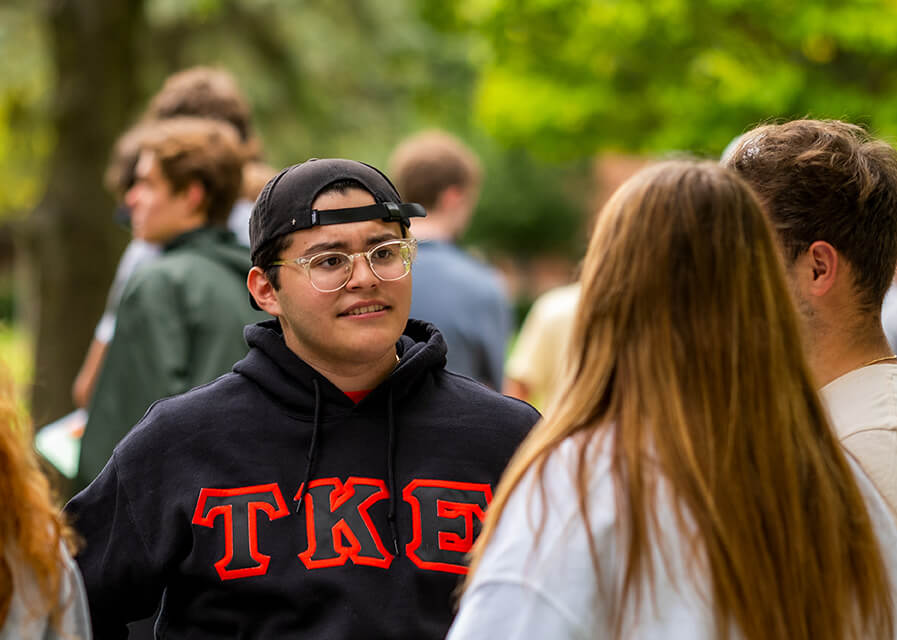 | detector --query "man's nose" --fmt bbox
[124,184,140,208]
[345,253,378,289]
